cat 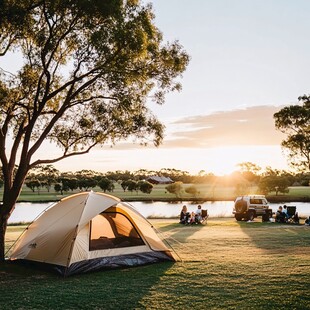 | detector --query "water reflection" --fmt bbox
[8,200,310,223]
